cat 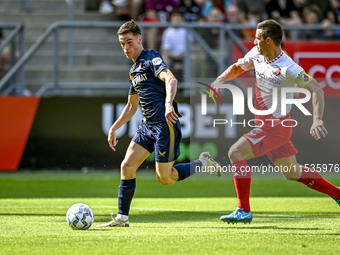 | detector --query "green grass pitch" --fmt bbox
[0,171,340,255]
